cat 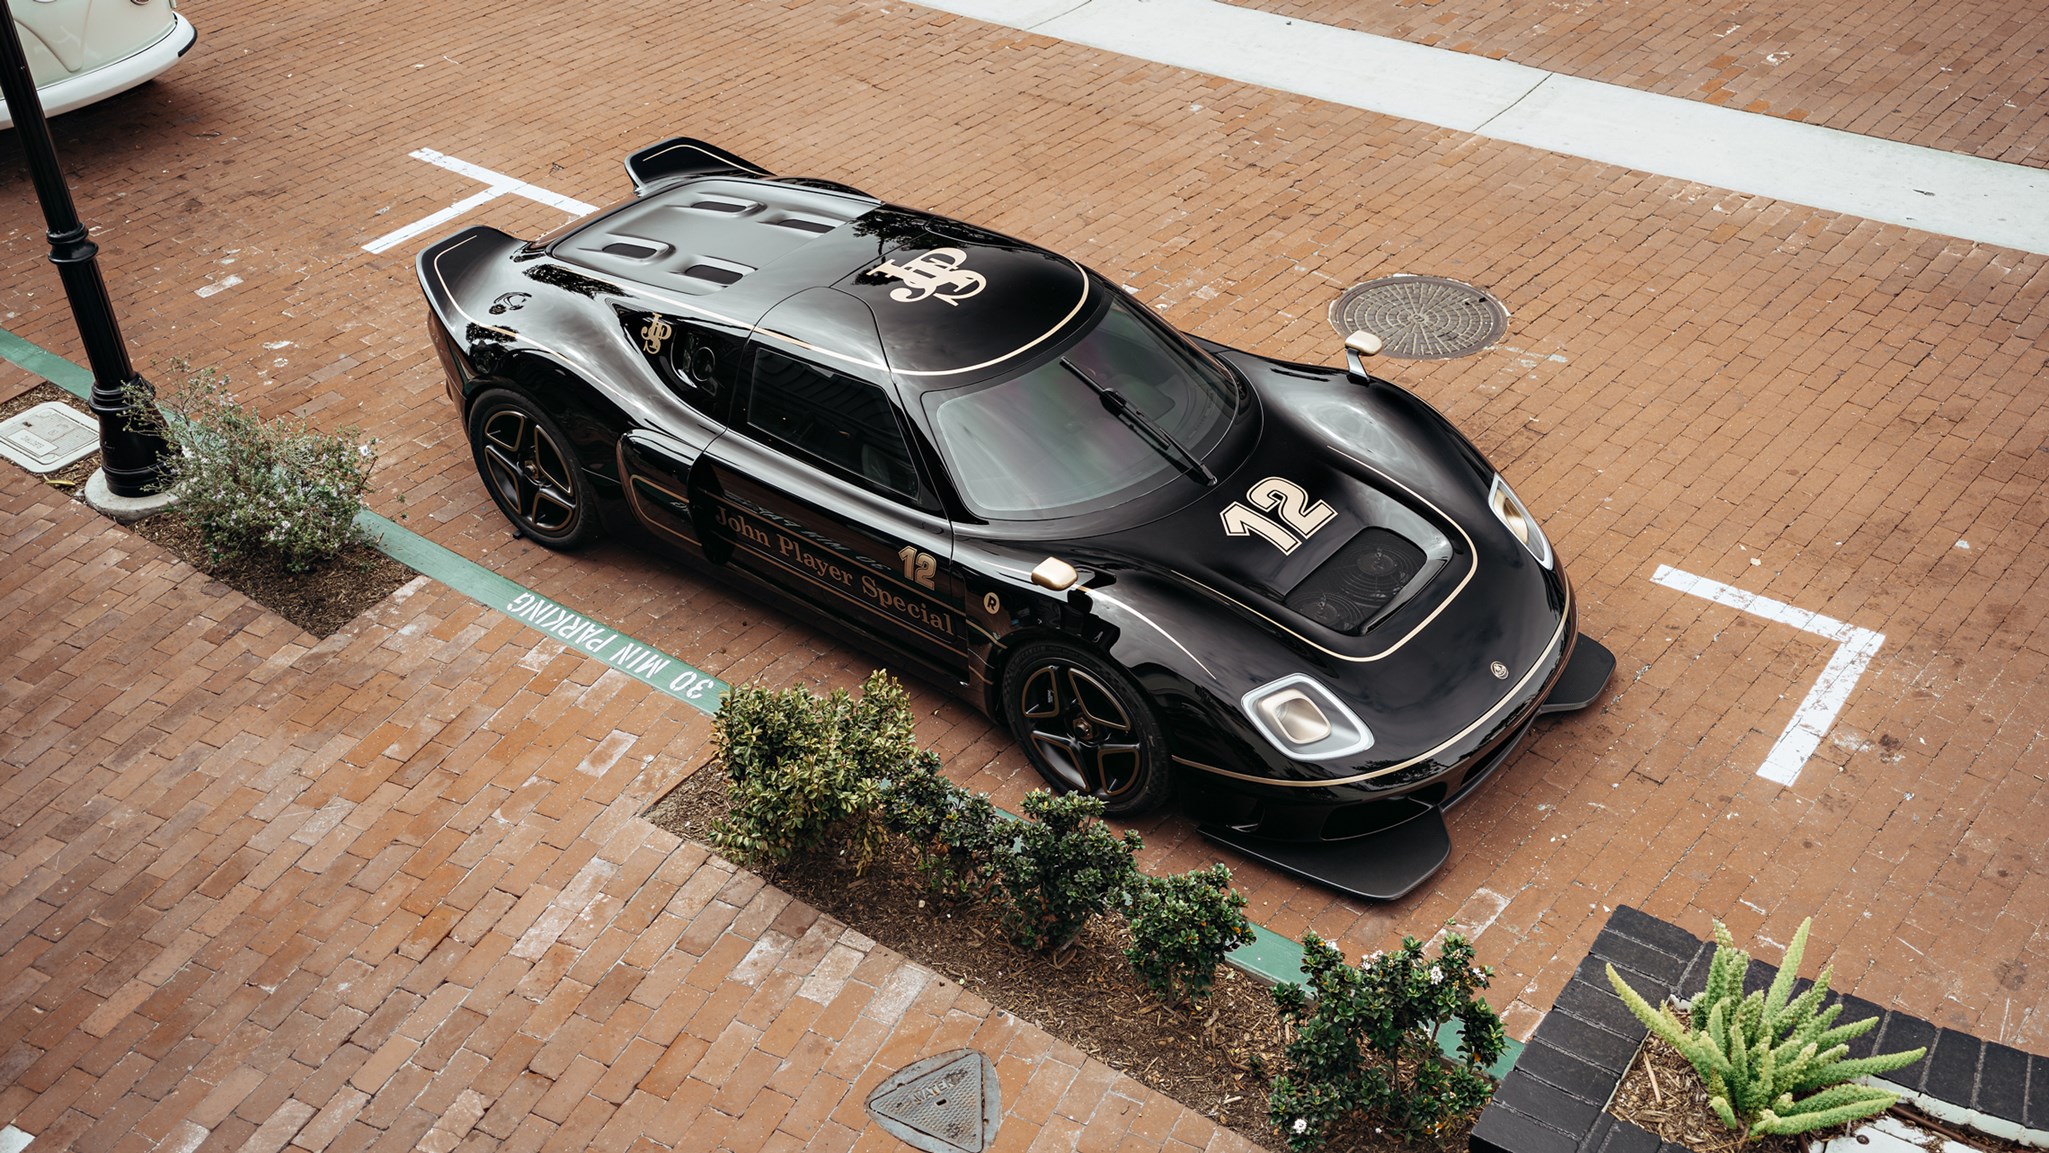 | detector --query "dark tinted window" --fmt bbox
[746,347,922,499]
